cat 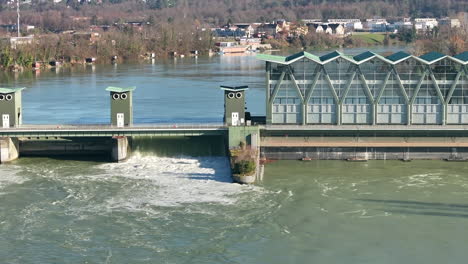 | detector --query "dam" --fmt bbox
[1,50,468,182]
